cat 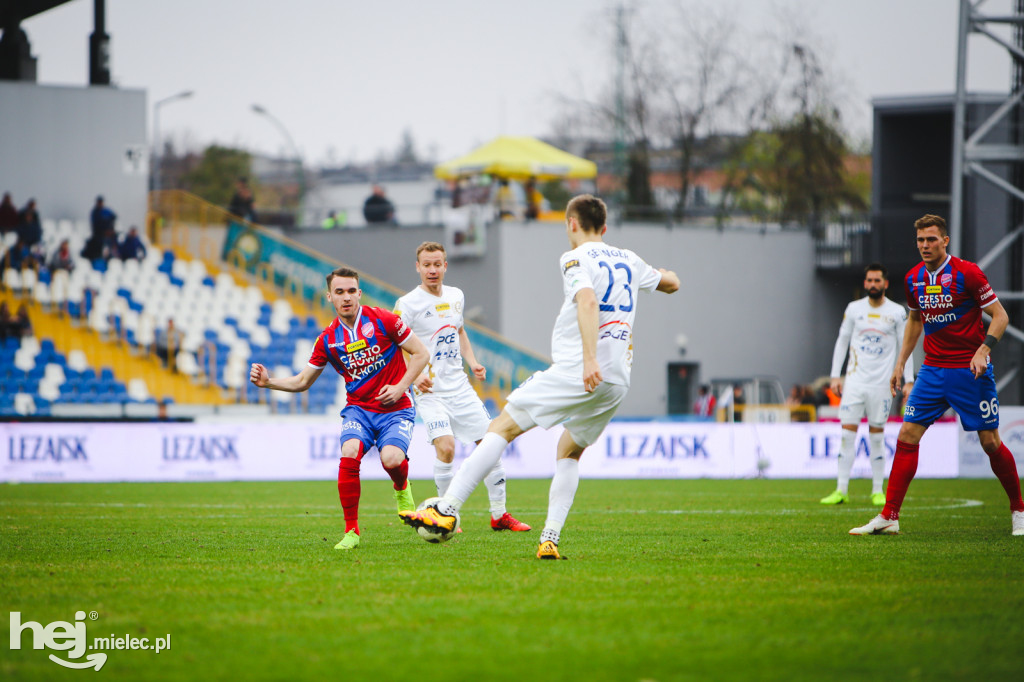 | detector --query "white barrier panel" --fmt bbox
[959,406,1024,478]
[0,421,960,483]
